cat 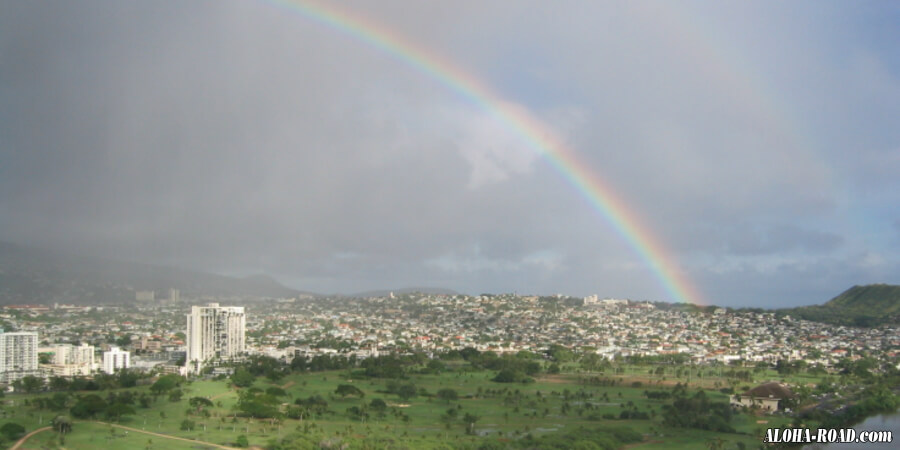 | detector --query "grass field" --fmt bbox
[17,422,211,450]
[1,366,808,449]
